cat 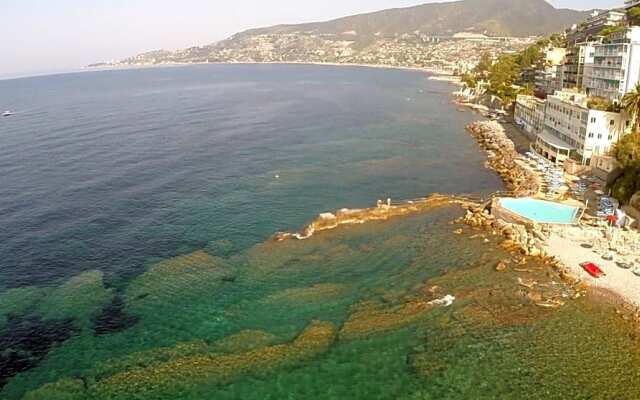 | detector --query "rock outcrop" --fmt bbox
[466,120,539,197]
